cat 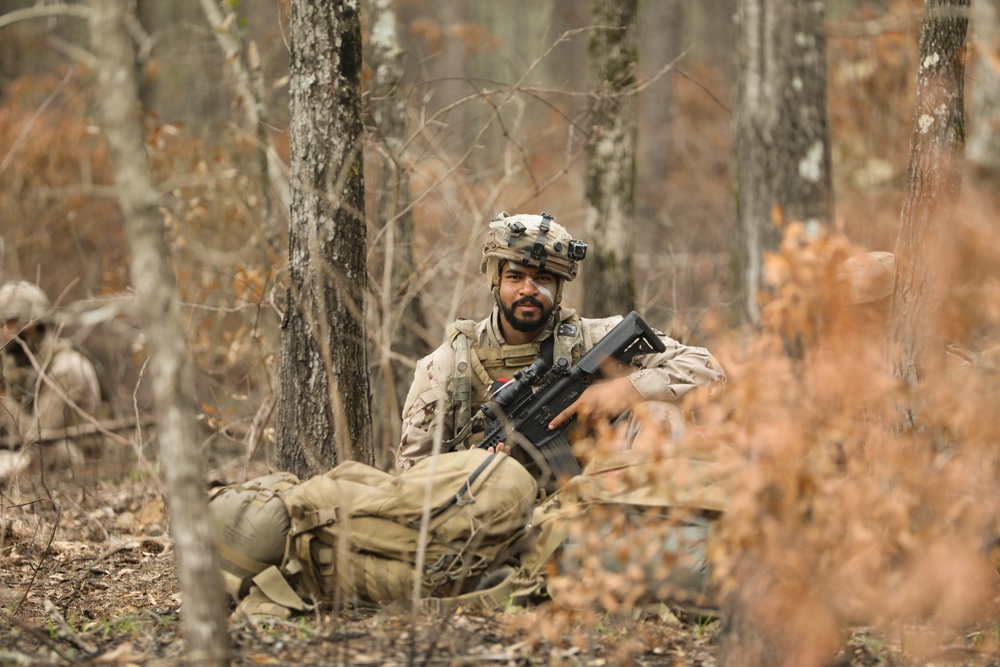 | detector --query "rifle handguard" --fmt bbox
[475,312,666,487]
